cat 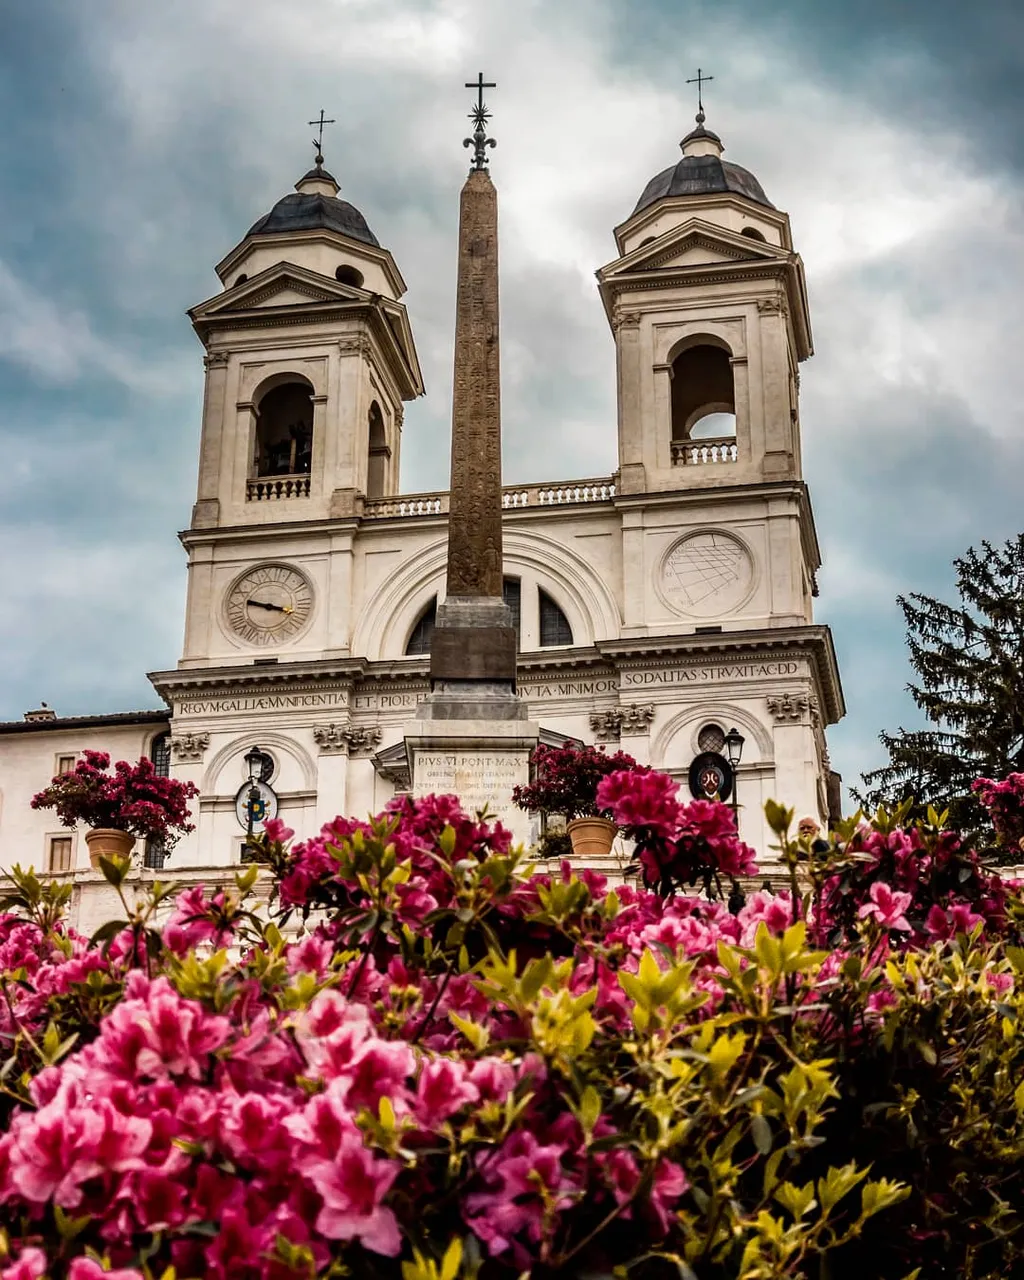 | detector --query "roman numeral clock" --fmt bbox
[224,564,314,647]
